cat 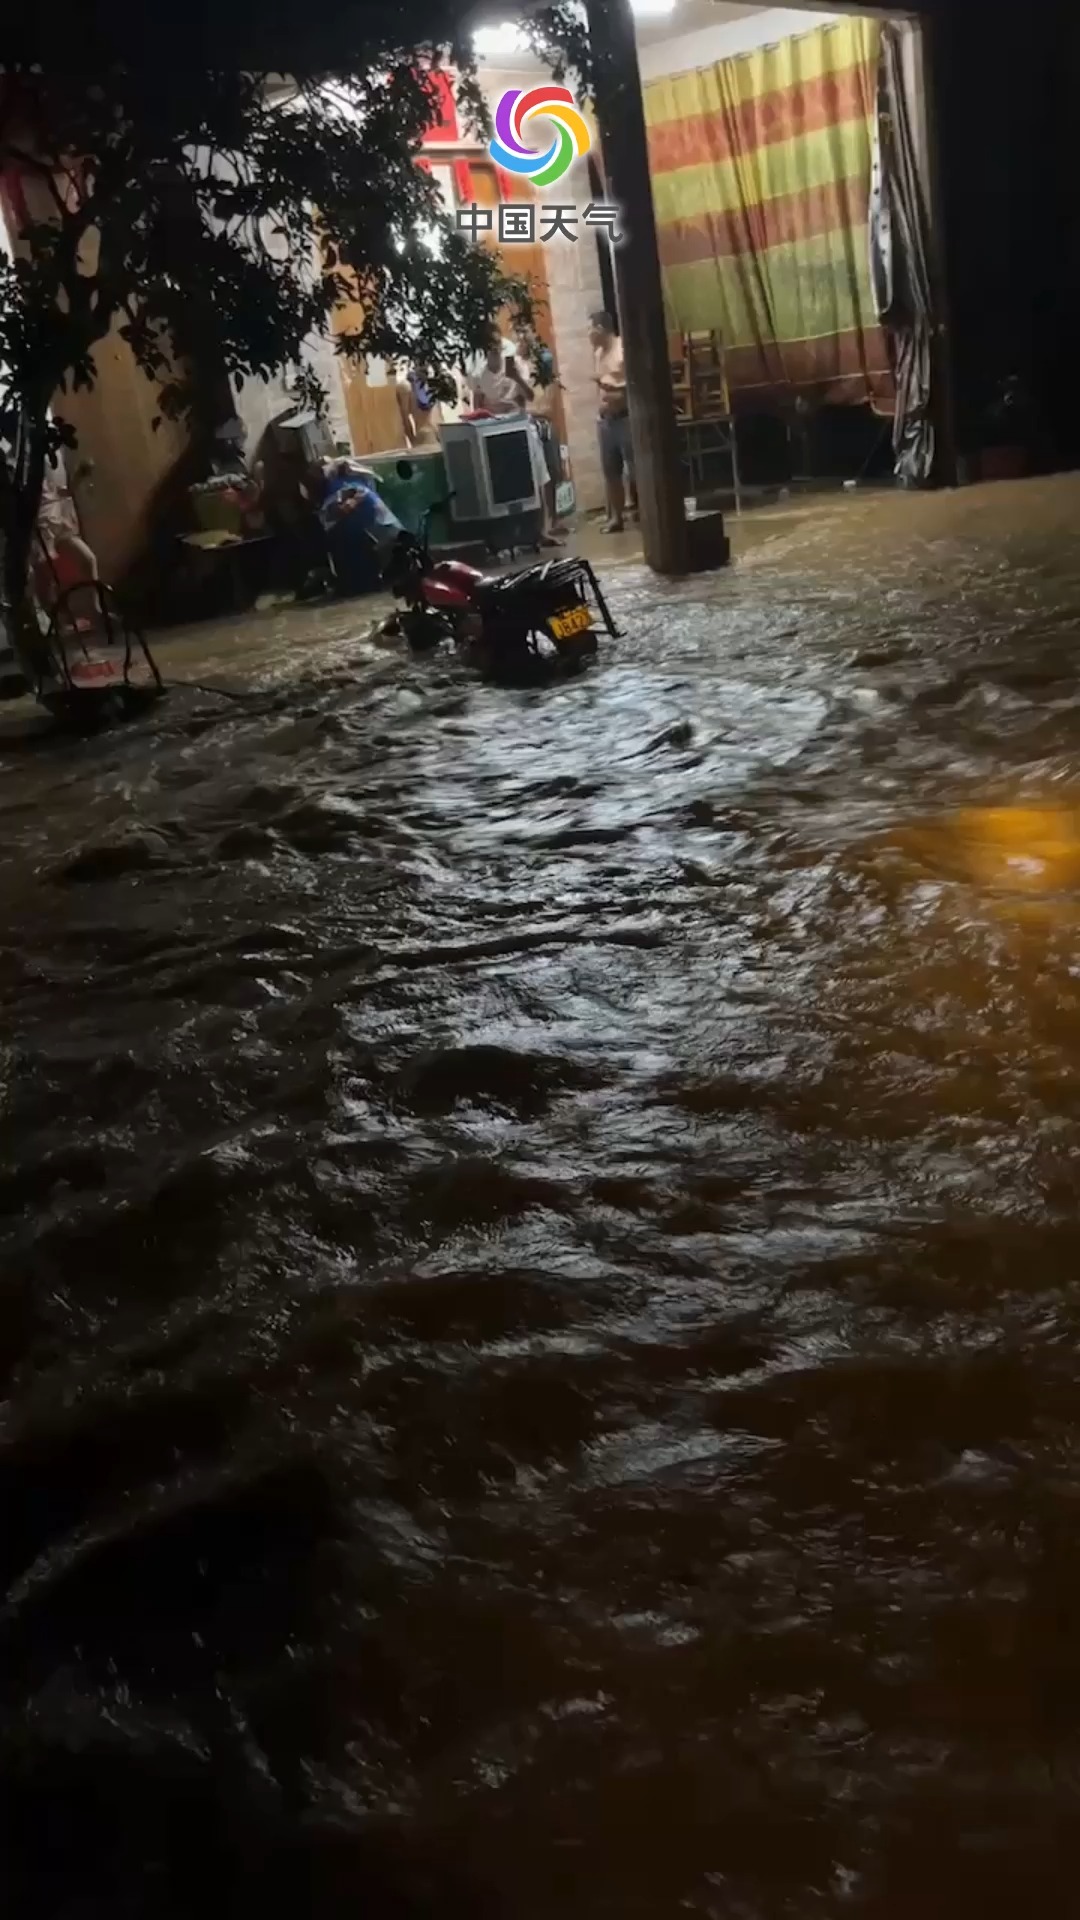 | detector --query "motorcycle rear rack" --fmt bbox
[483,555,623,640]
[578,558,622,639]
